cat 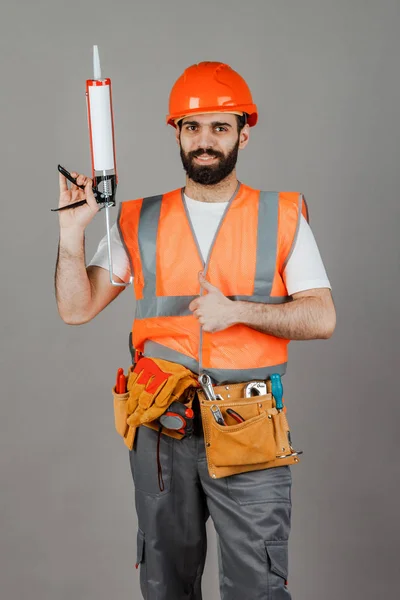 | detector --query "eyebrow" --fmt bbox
[182,120,232,128]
